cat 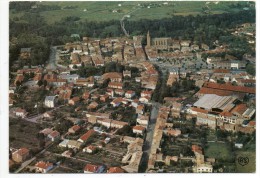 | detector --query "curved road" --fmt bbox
[120,6,140,37]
